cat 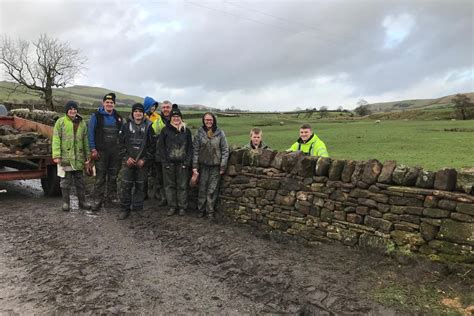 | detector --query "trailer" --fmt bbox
[0,115,61,196]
